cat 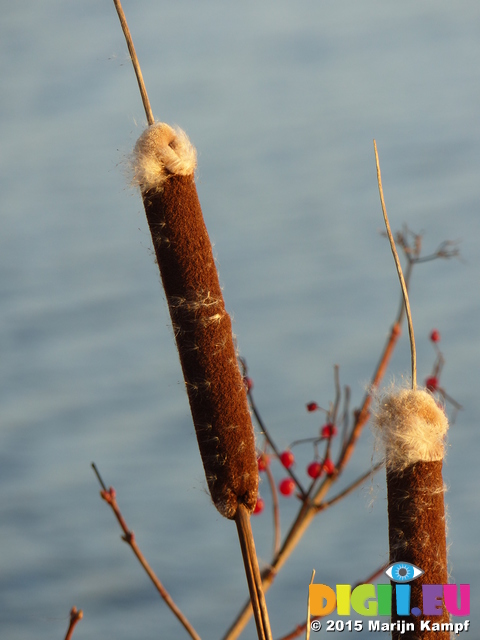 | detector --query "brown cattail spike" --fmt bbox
[133,123,258,519]
[374,389,450,640]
